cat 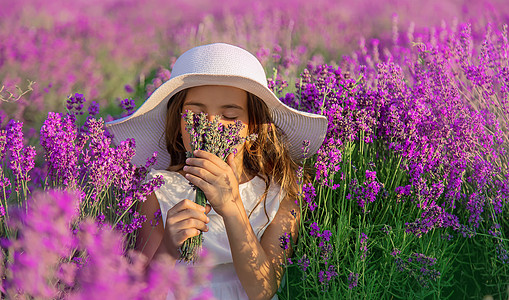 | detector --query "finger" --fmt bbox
[174,218,209,232]
[226,152,239,181]
[185,157,223,176]
[183,165,216,184]
[185,172,213,194]
[174,228,202,246]
[167,199,206,218]
[205,204,212,215]
[167,207,210,225]
[193,150,229,169]
[191,150,238,185]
